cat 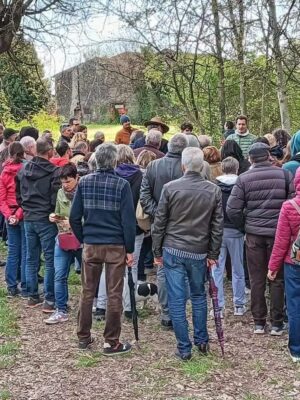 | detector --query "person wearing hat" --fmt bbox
[133,117,170,154]
[115,115,135,145]
[227,142,294,336]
